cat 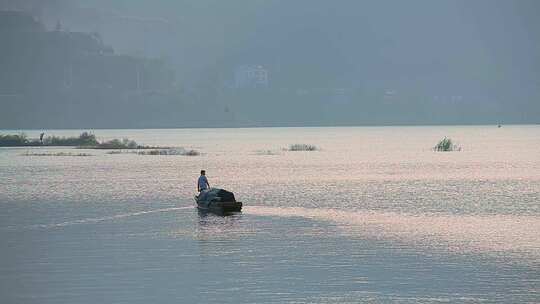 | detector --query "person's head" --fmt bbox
[200,170,206,175]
